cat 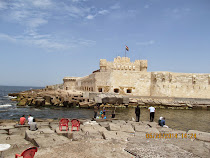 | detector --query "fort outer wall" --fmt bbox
[63,57,210,99]
[150,72,210,98]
